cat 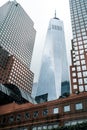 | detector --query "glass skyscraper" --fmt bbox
[0,0,36,68]
[70,0,87,94]
[36,13,70,102]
